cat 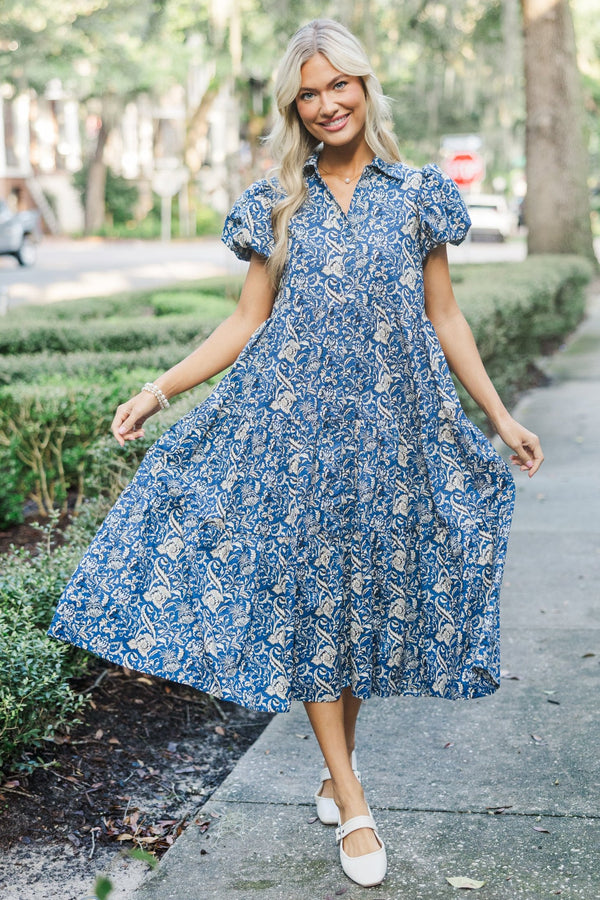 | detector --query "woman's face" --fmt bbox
[295,53,367,151]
